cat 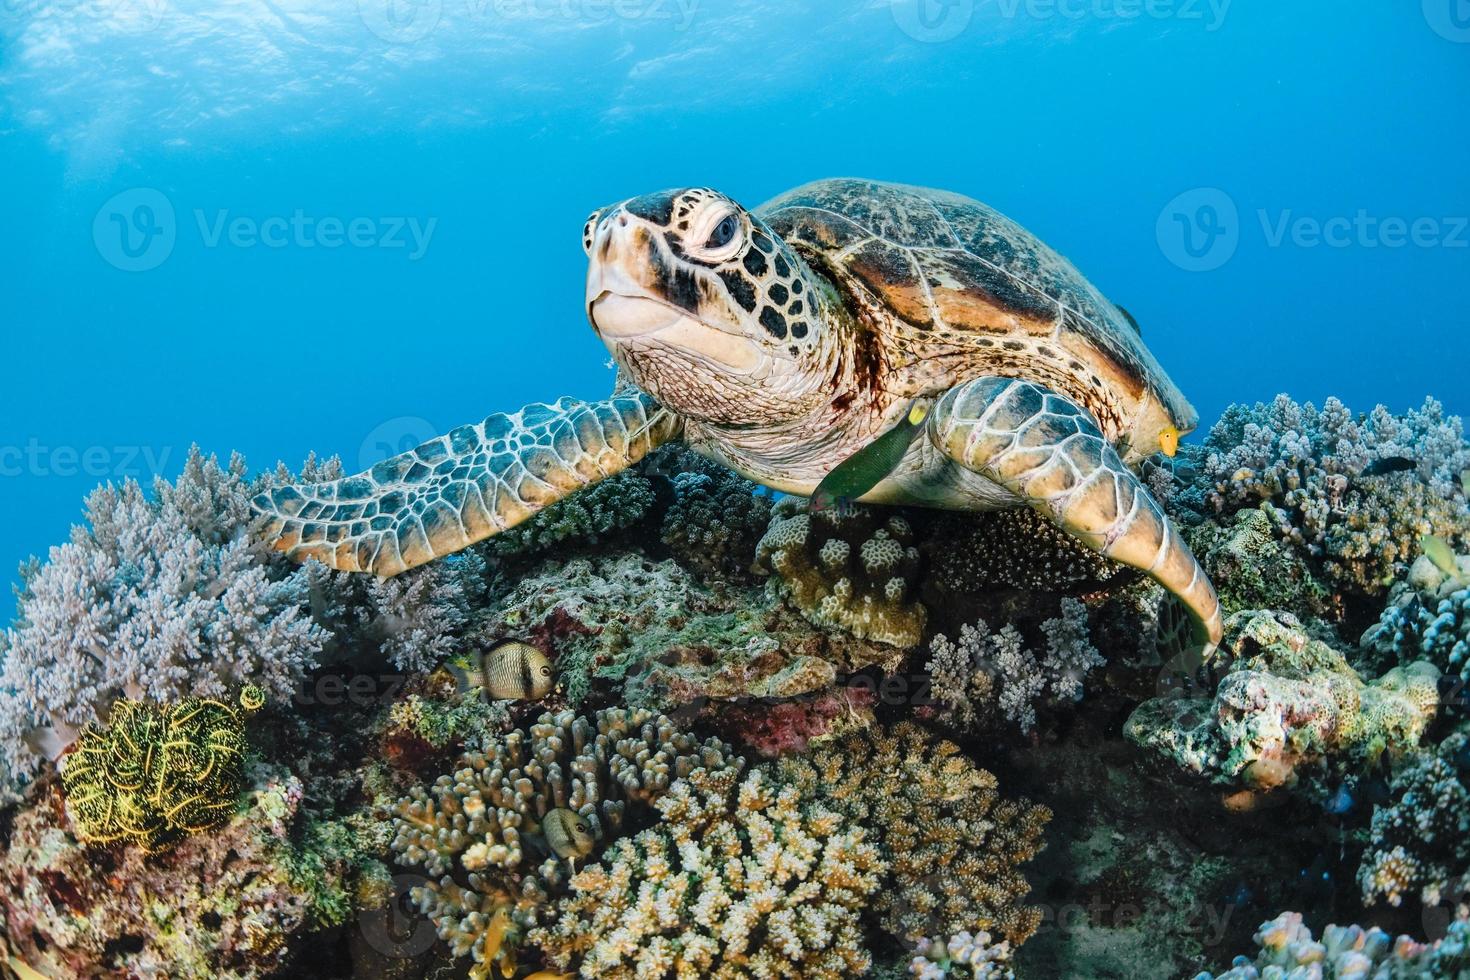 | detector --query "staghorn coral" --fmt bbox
[927,598,1105,733]
[909,930,1016,979]
[1125,610,1440,798]
[486,551,900,710]
[1196,911,1470,979]
[770,721,1050,946]
[1358,728,1470,910]
[755,498,926,648]
[0,448,472,794]
[658,451,774,583]
[1361,545,1470,686]
[61,687,259,852]
[1184,394,1470,597]
[527,765,883,980]
[388,708,744,977]
[486,469,655,561]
